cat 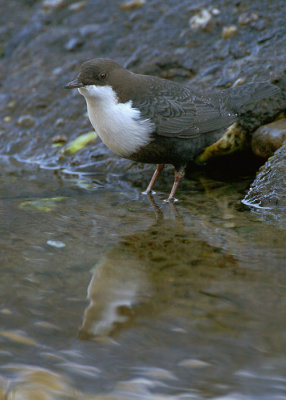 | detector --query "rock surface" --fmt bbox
[251,118,286,158]
[0,0,286,218]
[243,144,286,226]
